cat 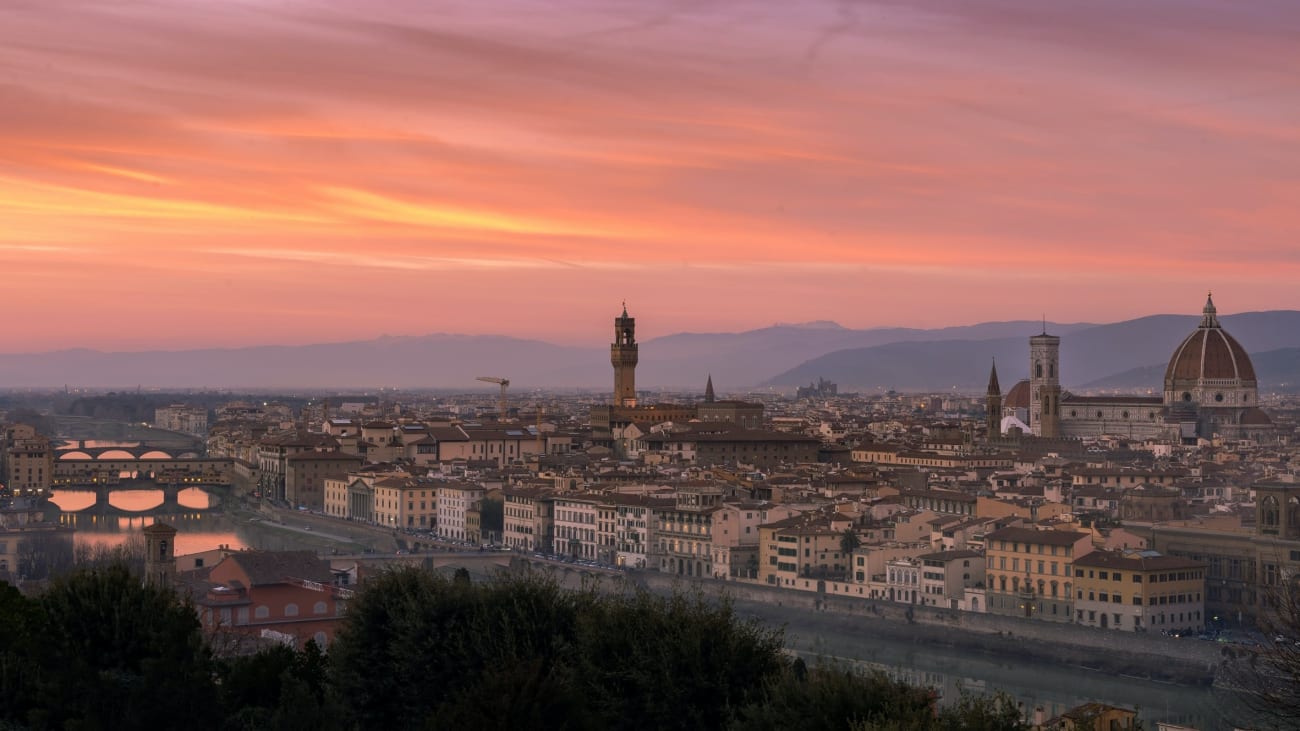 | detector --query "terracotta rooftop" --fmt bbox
[224,550,332,586]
